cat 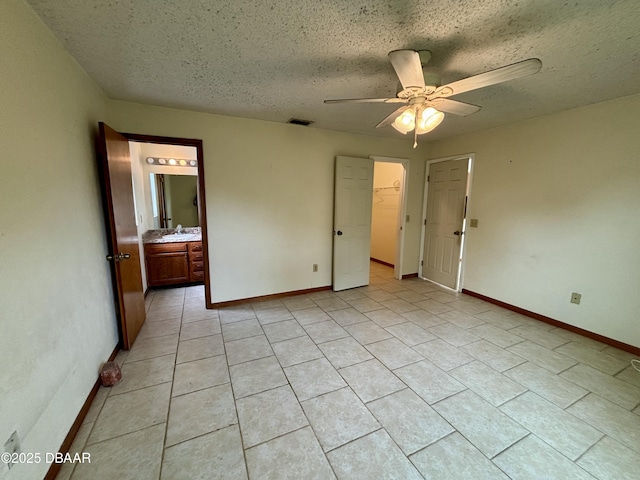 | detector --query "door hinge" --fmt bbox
[421,260,424,266]
[427,175,430,182]
[424,219,427,226]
